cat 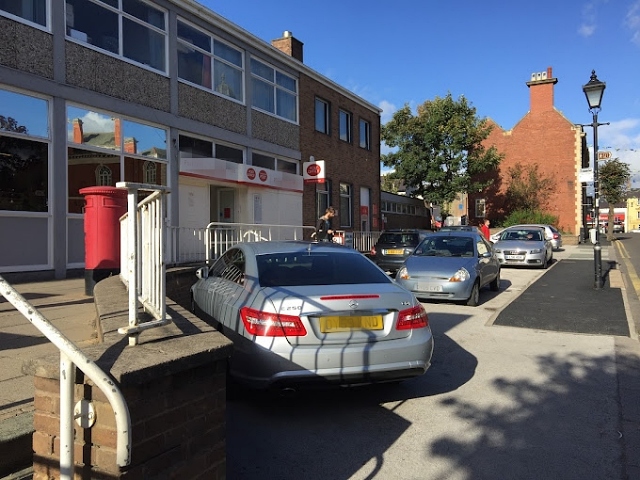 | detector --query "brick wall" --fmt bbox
[470,70,583,235]
[299,73,381,230]
[31,276,232,479]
